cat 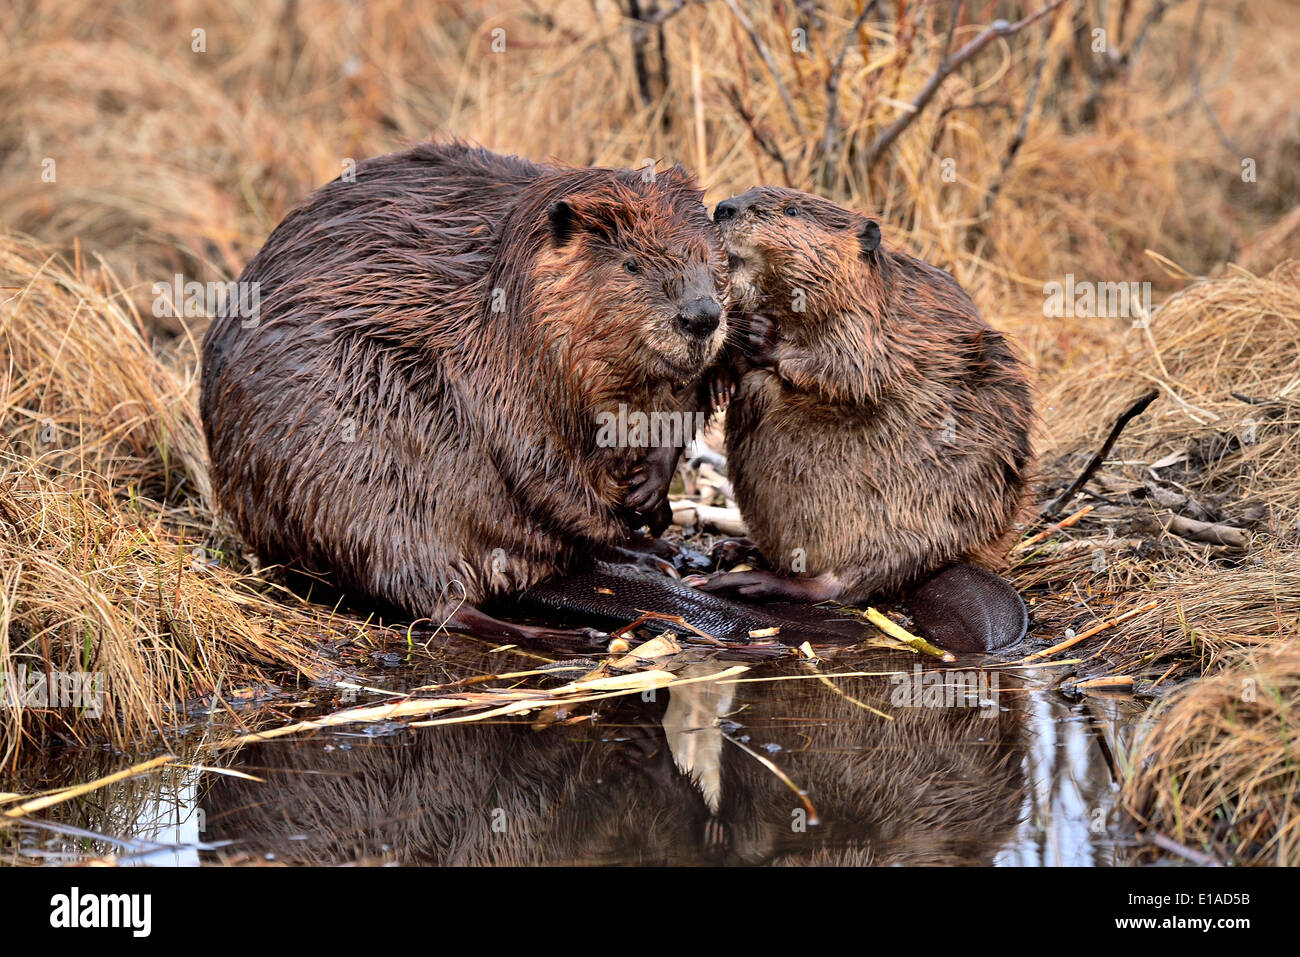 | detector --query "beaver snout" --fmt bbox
[714,190,760,223]
[713,199,740,222]
[676,297,722,338]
